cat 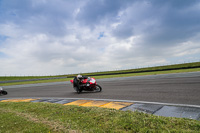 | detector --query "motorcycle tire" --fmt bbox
[77,88,82,94]
[76,85,82,94]
[2,91,7,95]
[95,84,102,92]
